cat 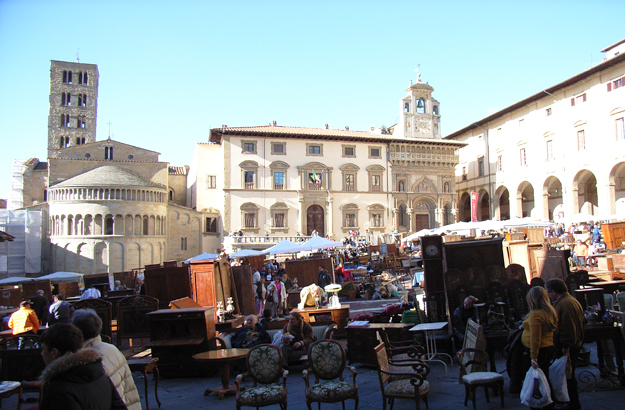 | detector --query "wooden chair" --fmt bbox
[457,348,504,410]
[379,328,425,361]
[235,344,288,410]
[116,295,159,347]
[303,339,358,410]
[374,342,429,410]
[73,298,113,340]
